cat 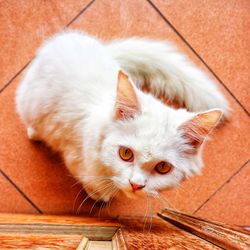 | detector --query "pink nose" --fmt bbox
[129,180,145,191]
